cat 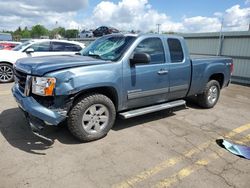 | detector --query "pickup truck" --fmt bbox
[12,34,233,142]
